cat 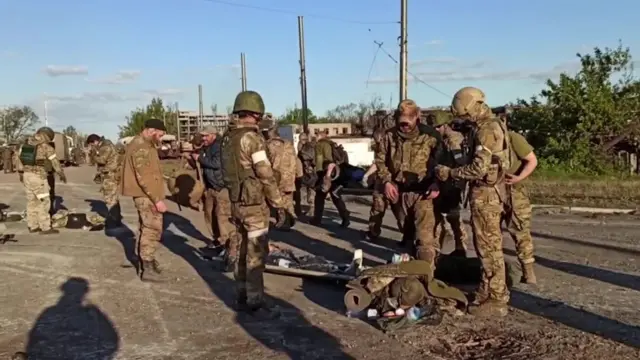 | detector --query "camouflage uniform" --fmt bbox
[311,138,349,226]
[431,114,468,253]
[436,87,512,317]
[120,133,165,275]
[222,91,285,315]
[375,106,440,275]
[16,131,66,233]
[93,138,123,226]
[295,135,316,217]
[2,146,13,173]
[367,129,405,239]
[503,131,536,283]
[264,126,297,218]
